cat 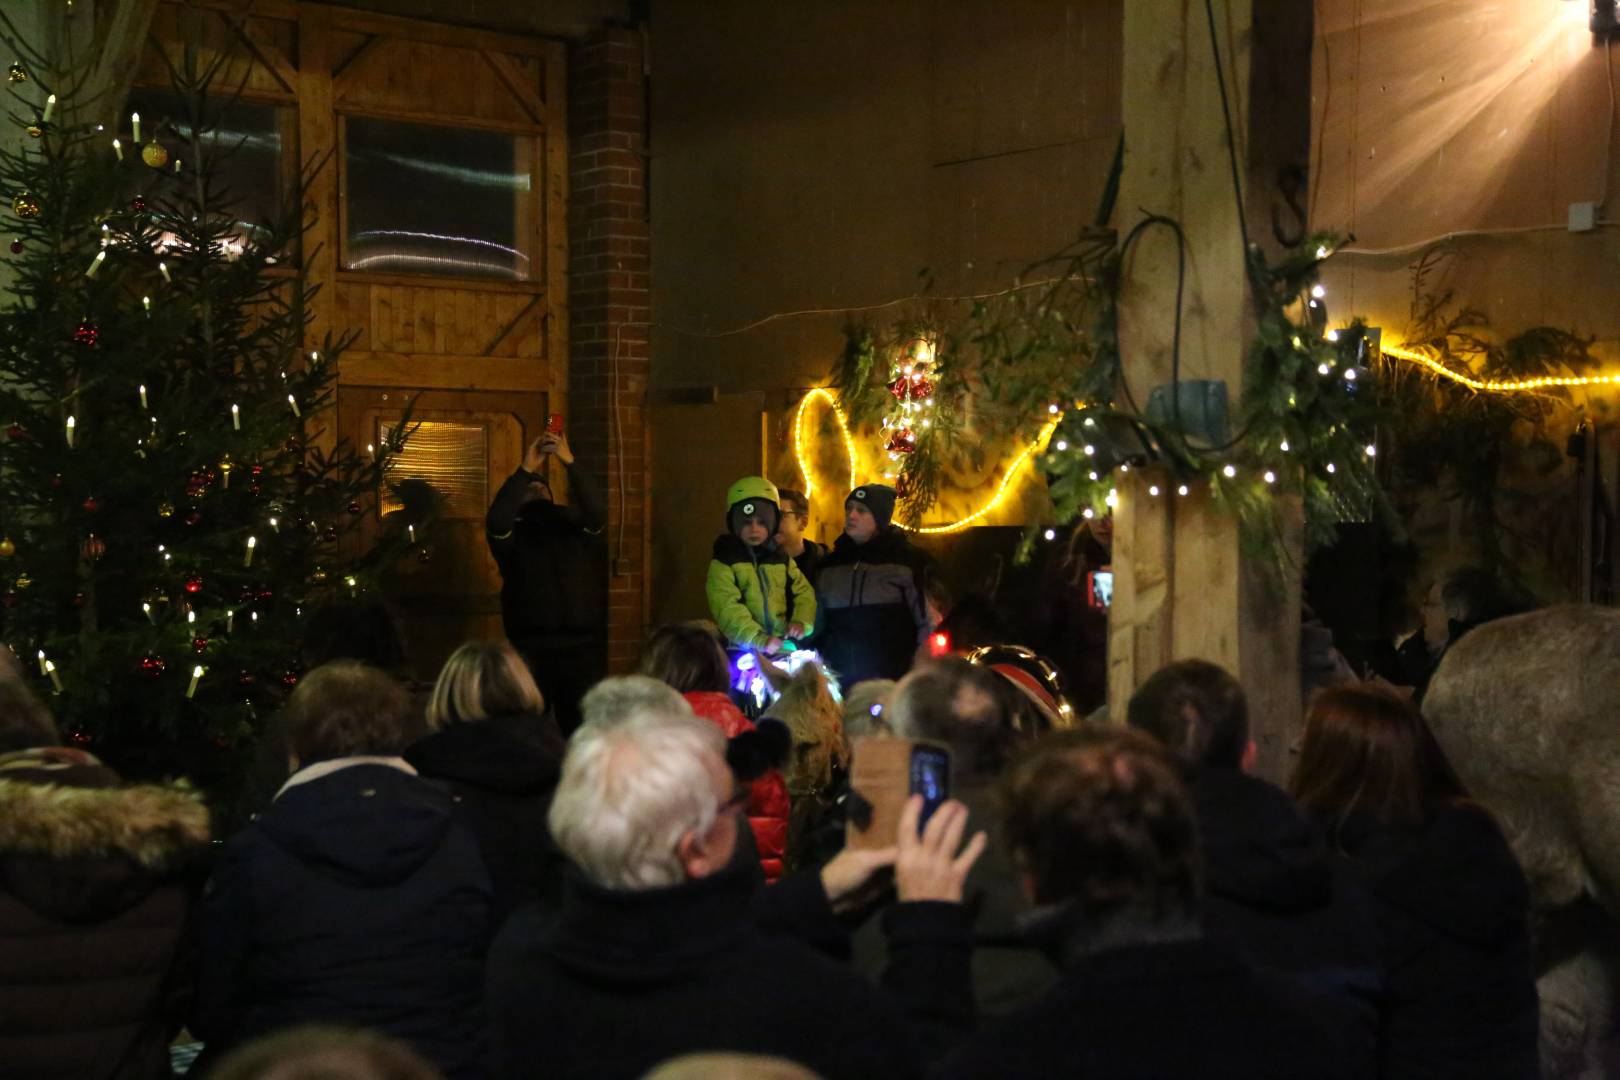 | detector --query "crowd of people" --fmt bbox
[0,436,1544,1079]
